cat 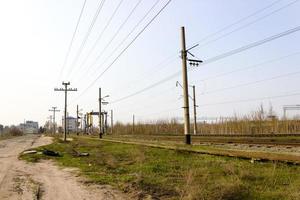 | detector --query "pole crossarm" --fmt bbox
[54,88,77,91]
[54,81,77,142]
